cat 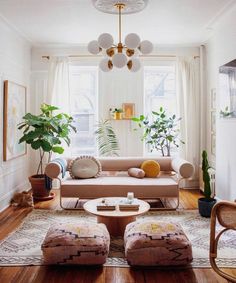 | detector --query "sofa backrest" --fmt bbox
[98,157,173,171]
